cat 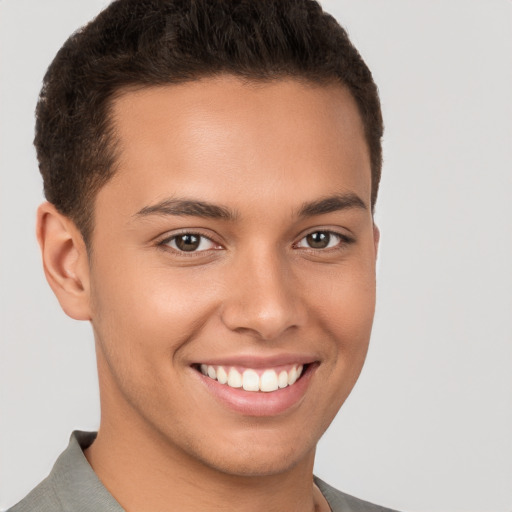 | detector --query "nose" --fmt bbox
[220,248,306,341]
